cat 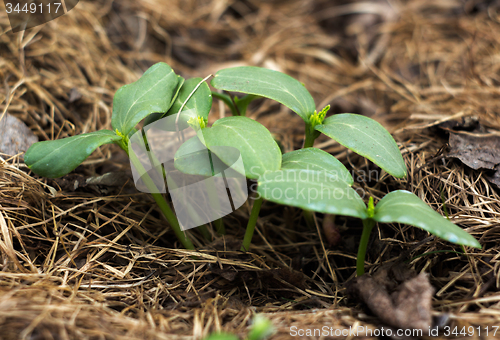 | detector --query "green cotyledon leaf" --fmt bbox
[144,77,213,129]
[281,148,354,185]
[373,190,481,248]
[211,66,316,122]
[173,135,242,178]
[24,130,122,178]
[199,116,281,179]
[166,77,212,123]
[112,62,179,136]
[315,114,407,178]
[143,76,184,126]
[257,169,367,219]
